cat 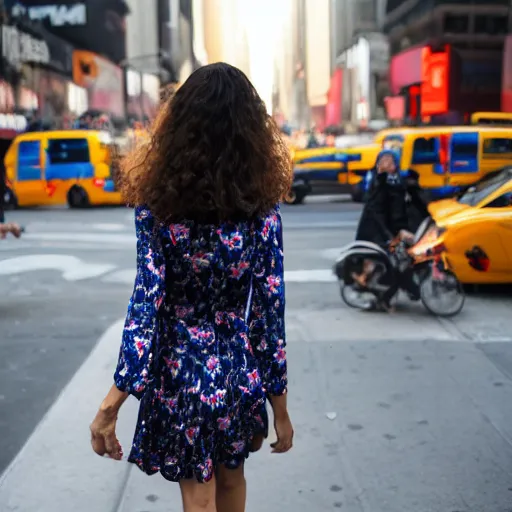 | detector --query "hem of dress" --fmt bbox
[127,446,258,484]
